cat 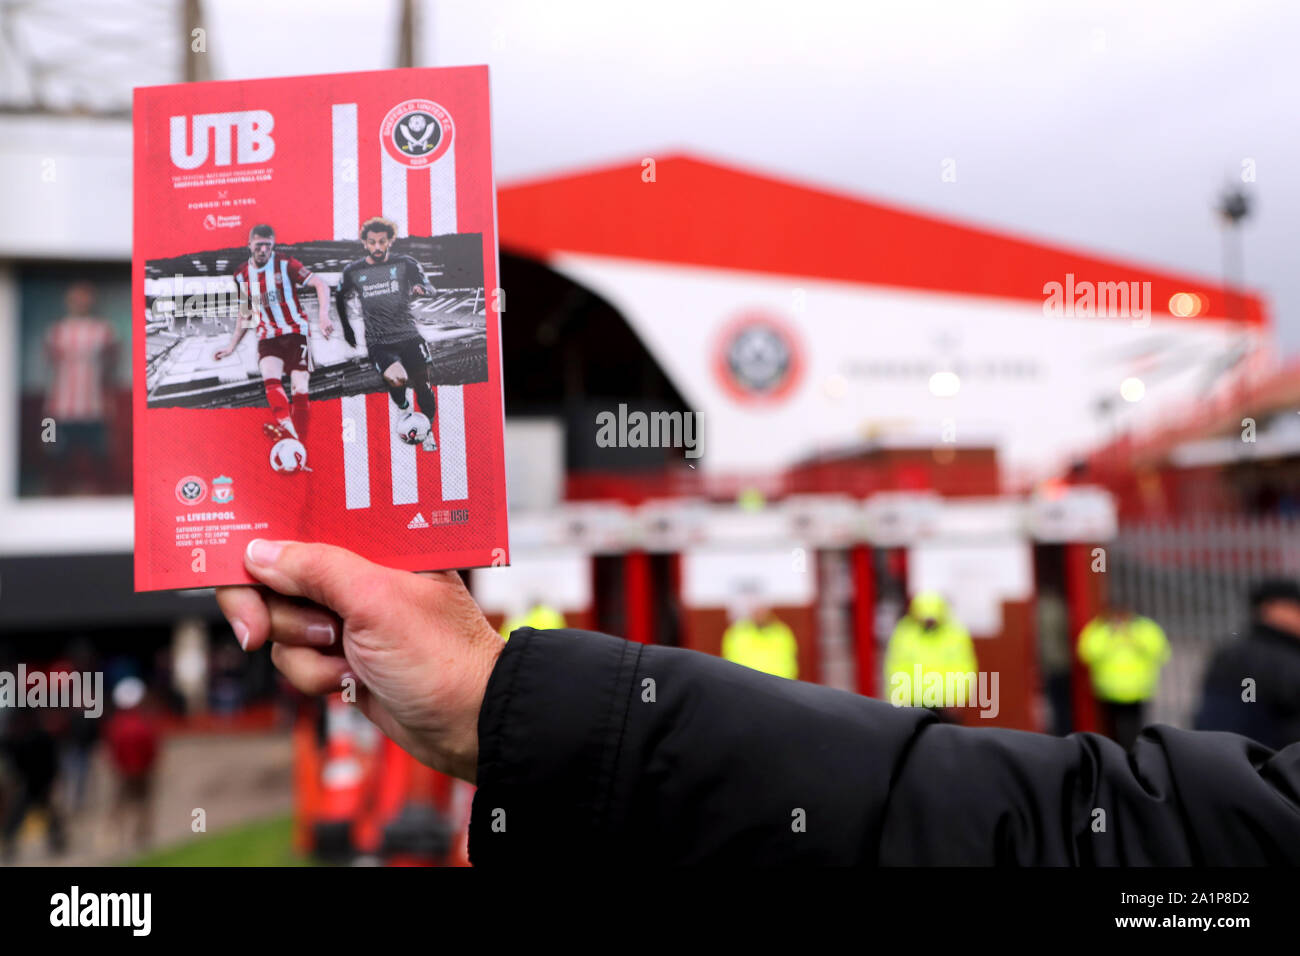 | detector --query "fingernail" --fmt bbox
[306,621,336,646]
[232,619,249,650]
[246,539,284,566]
